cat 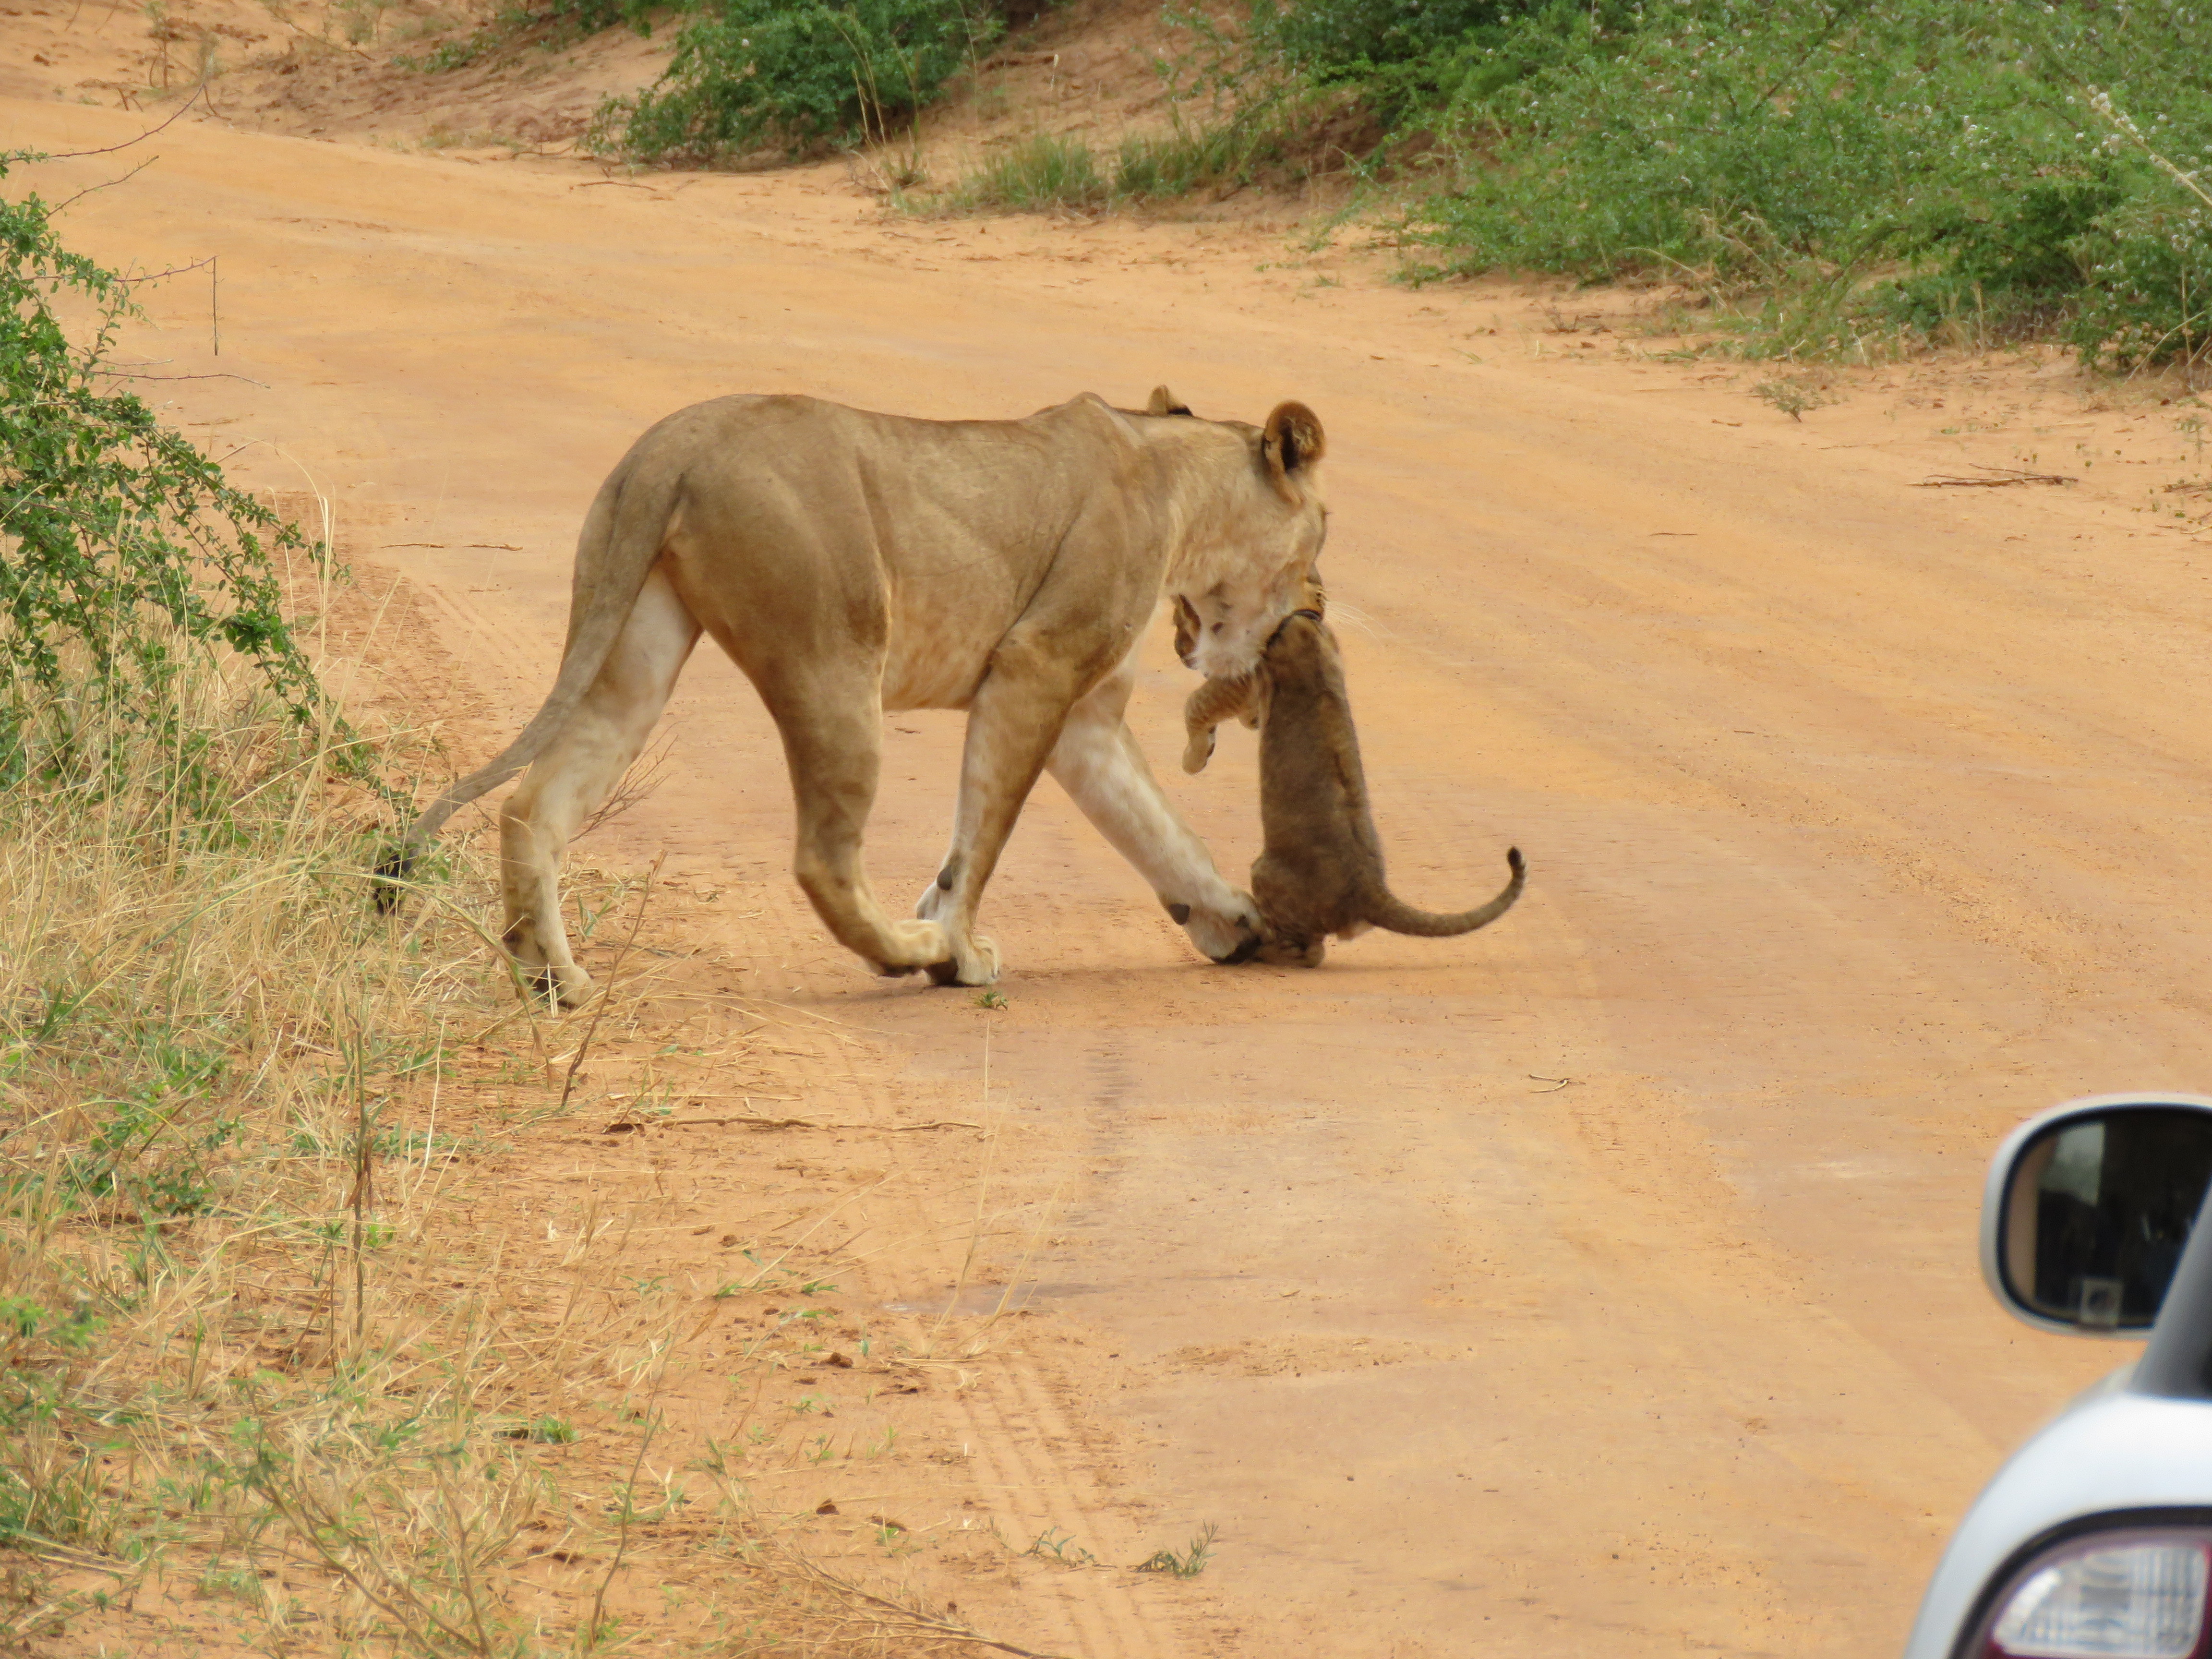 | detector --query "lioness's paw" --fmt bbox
[1177,891,1263,964]
[543,966,597,1010]
[925,931,1000,988]
[883,918,950,971]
